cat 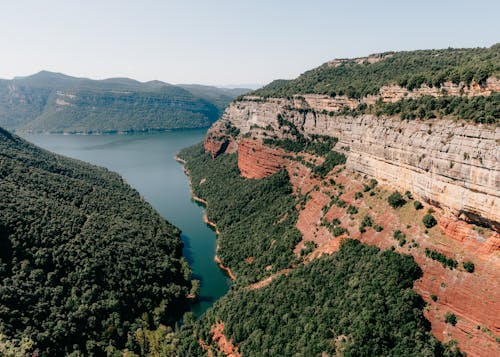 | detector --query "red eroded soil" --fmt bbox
[237,139,286,179]
[210,322,241,357]
[230,138,500,356]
